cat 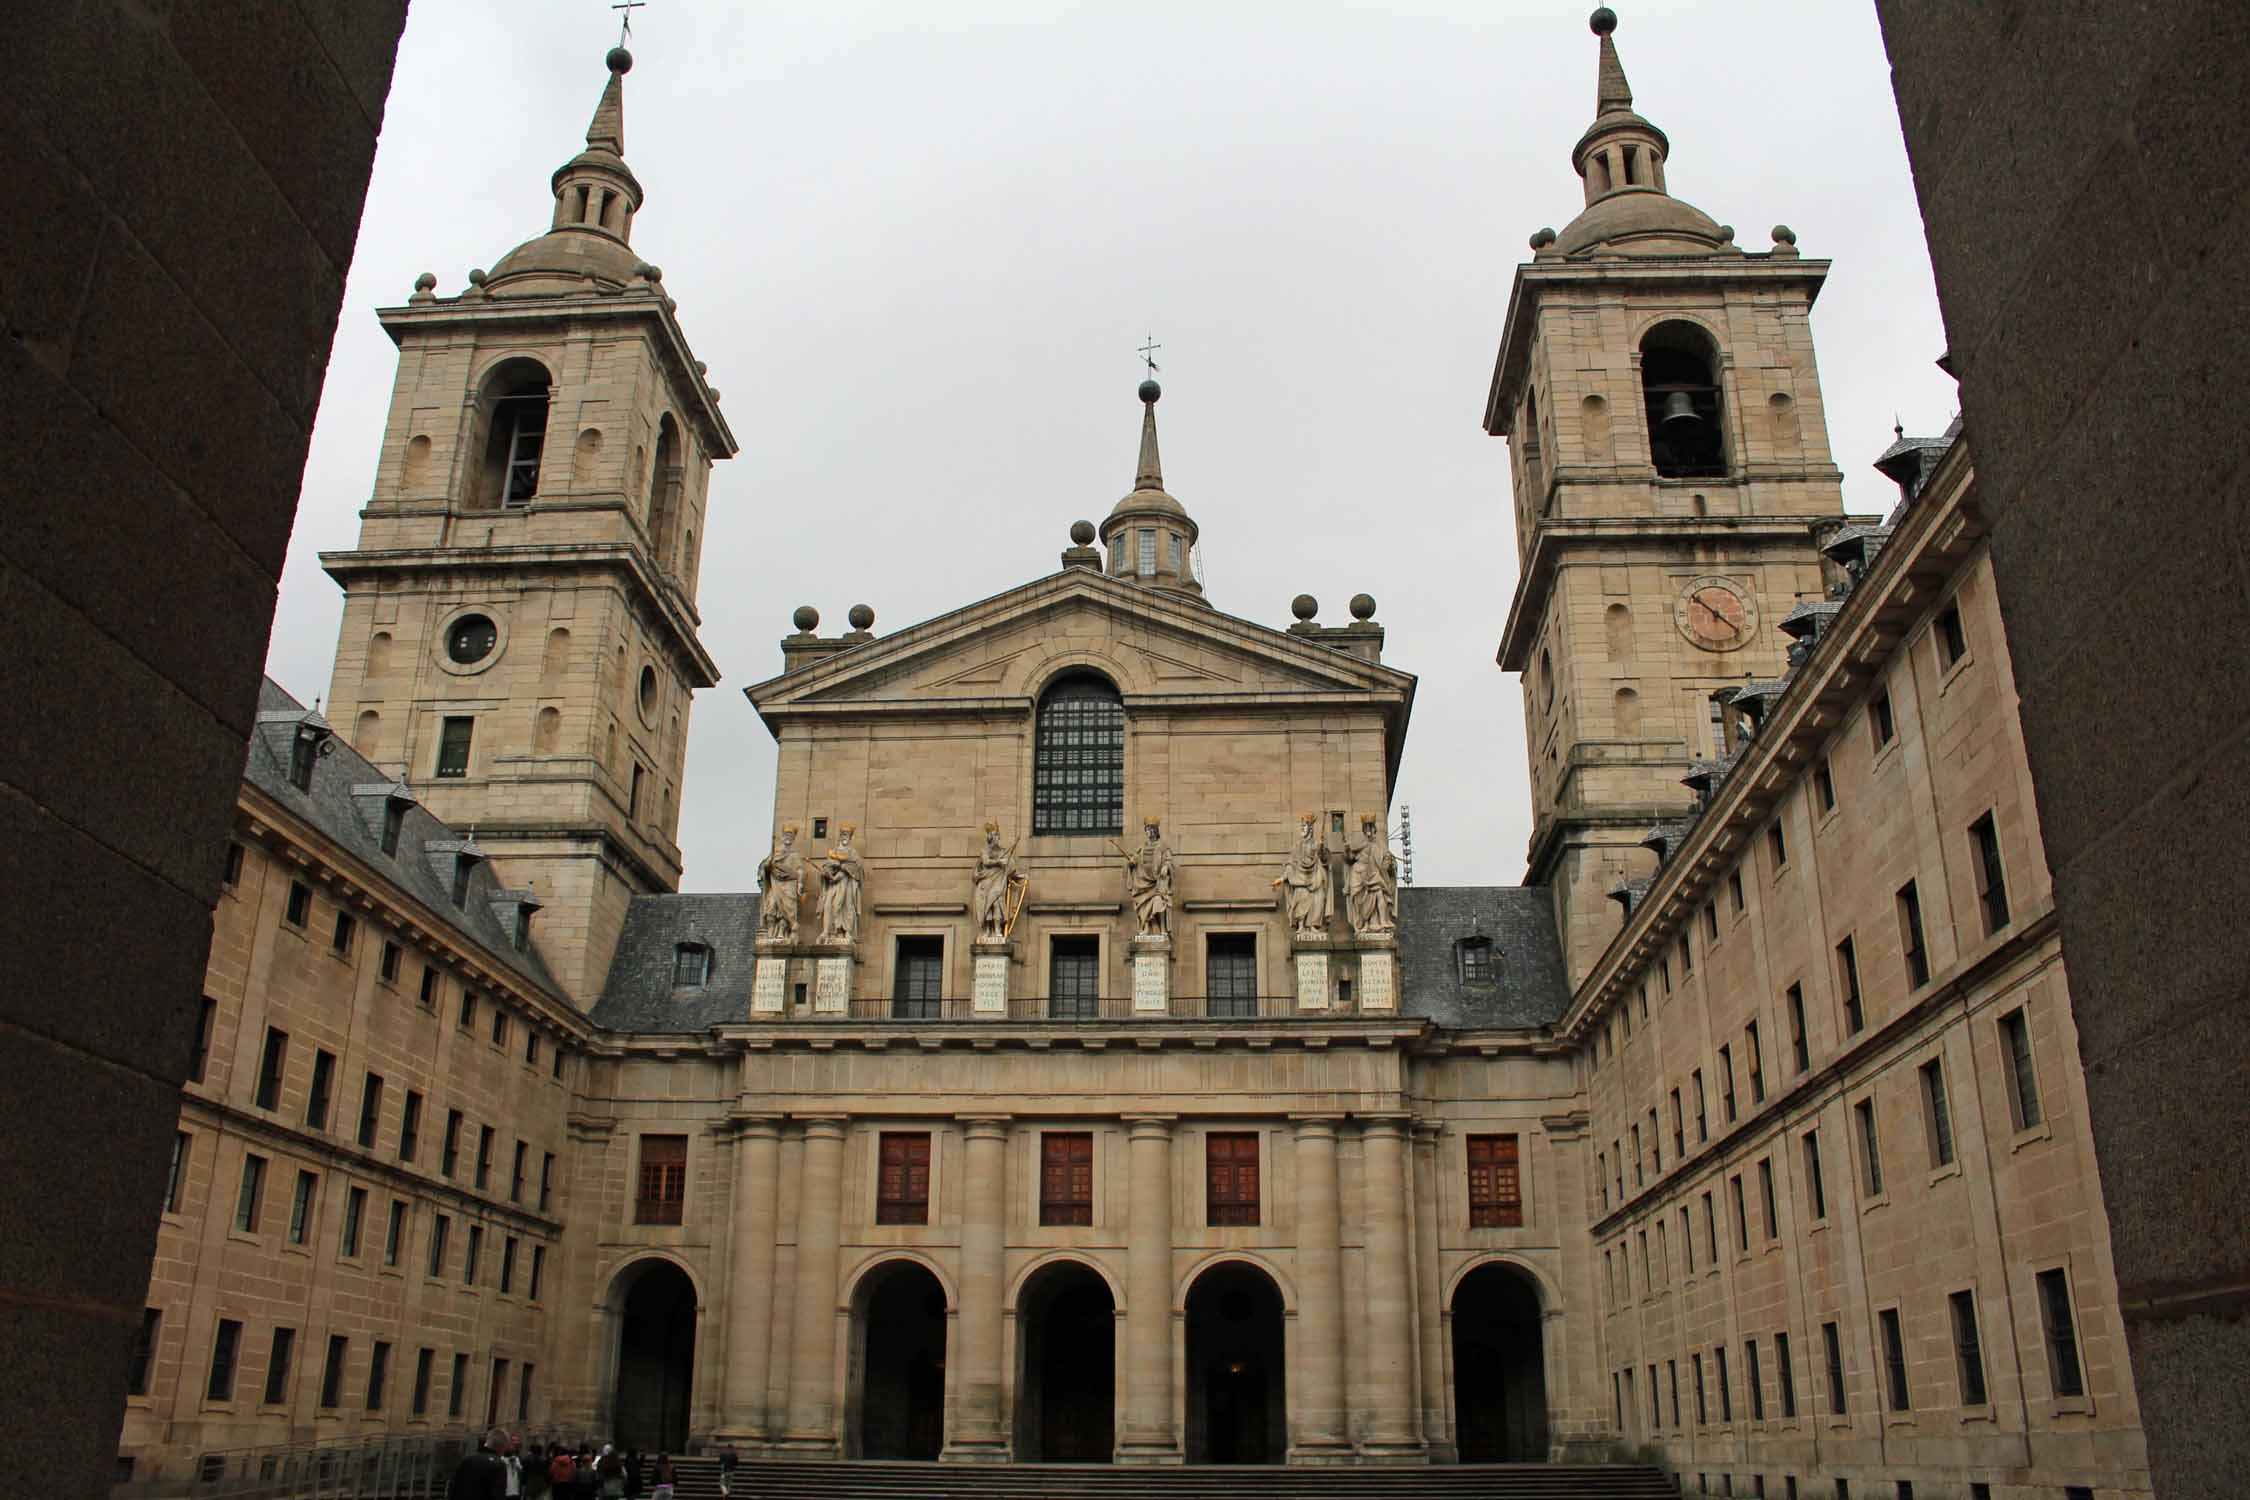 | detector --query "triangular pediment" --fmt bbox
[746,570,1410,719]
